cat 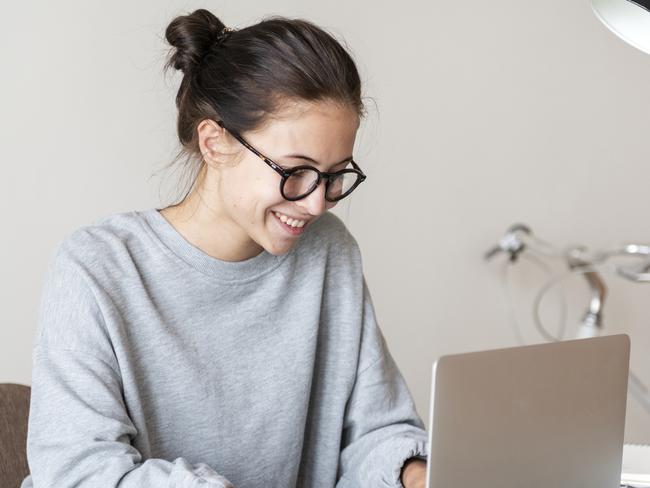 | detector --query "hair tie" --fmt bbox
[215,26,235,47]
